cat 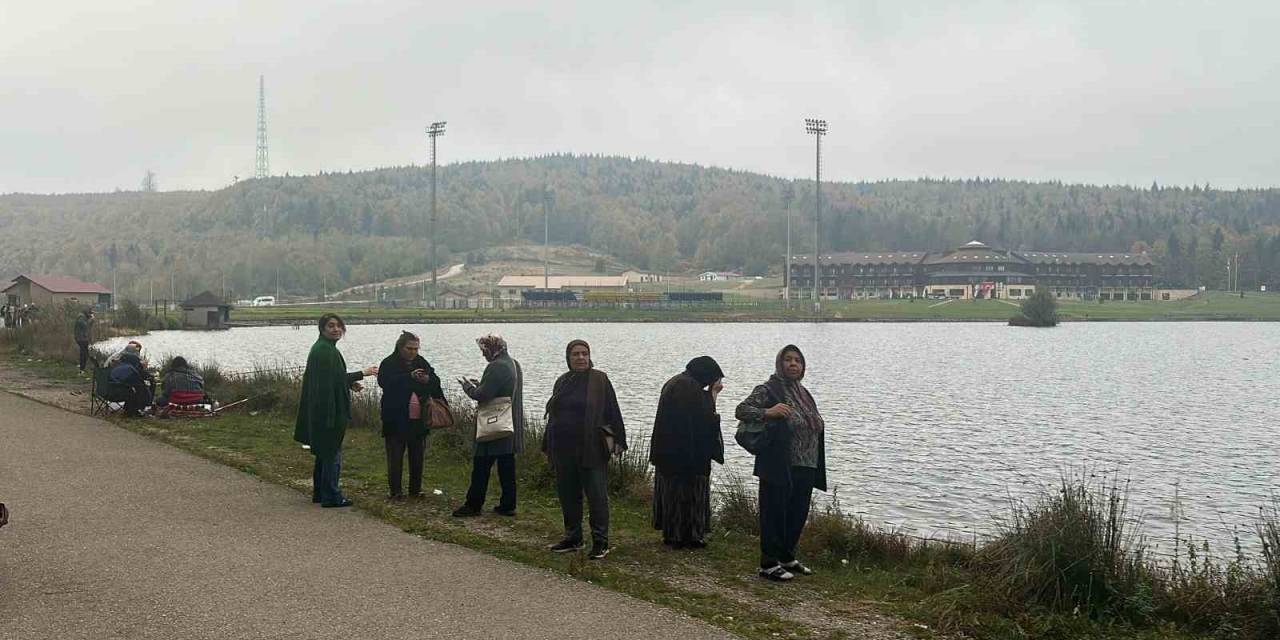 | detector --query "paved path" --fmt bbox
[0,391,736,640]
